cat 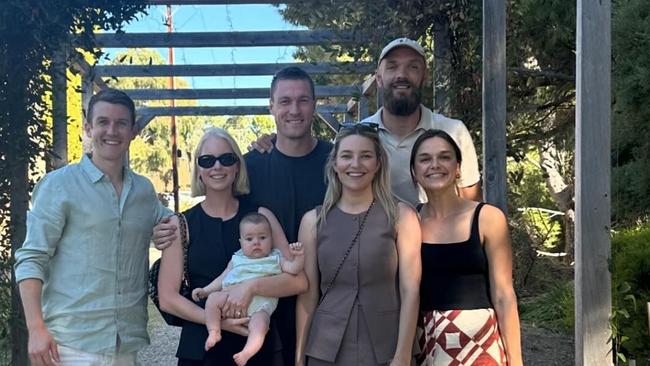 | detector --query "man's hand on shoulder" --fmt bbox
[248,133,276,153]
[152,215,179,250]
